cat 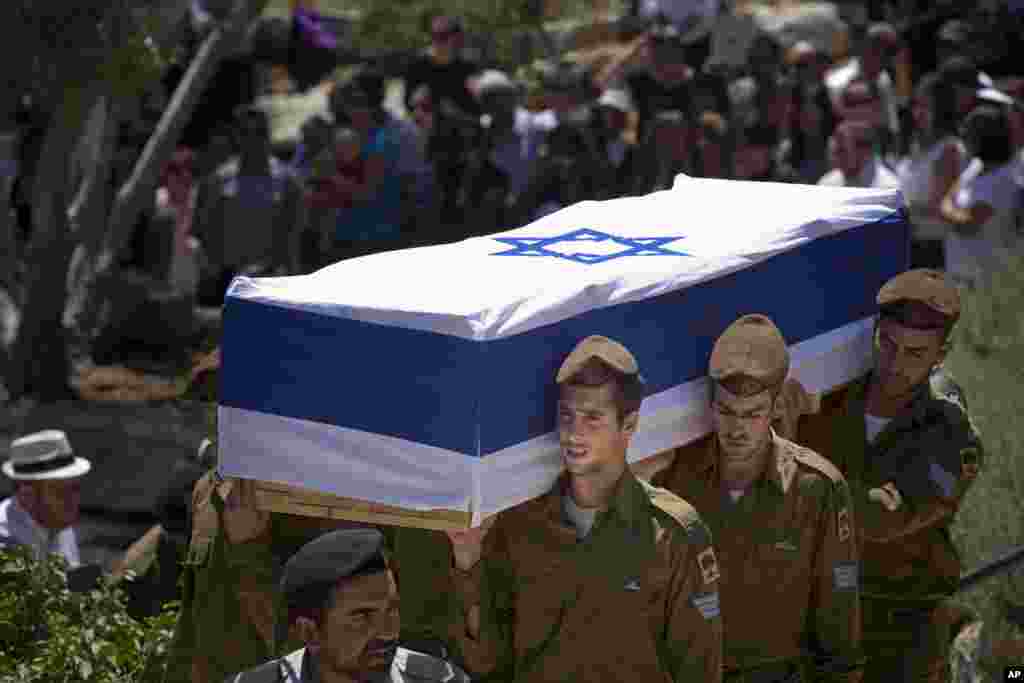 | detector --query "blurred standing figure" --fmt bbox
[818,120,900,189]
[193,107,305,302]
[632,109,695,194]
[941,106,1020,290]
[897,74,967,269]
[623,23,730,143]
[785,41,838,183]
[154,147,205,296]
[827,23,907,163]
[403,15,480,119]
[0,430,89,569]
[327,71,421,259]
